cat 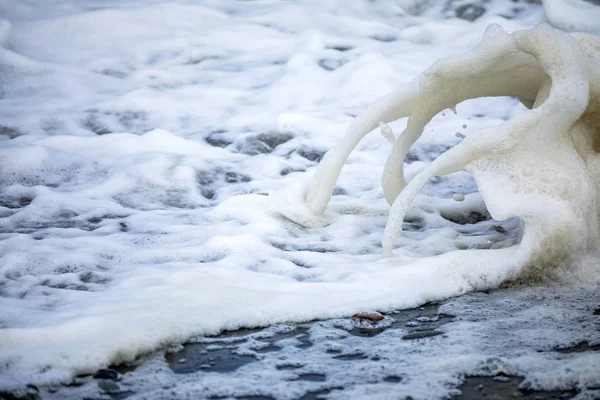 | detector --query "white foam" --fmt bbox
[273,24,600,272]
[543,0,600,34]
[1,1,599,396]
